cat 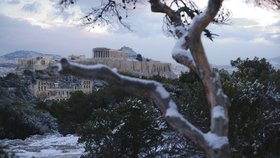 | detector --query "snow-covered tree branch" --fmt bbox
[57,0,231,157]
[55,58,210,150]
[149,0,231,156]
